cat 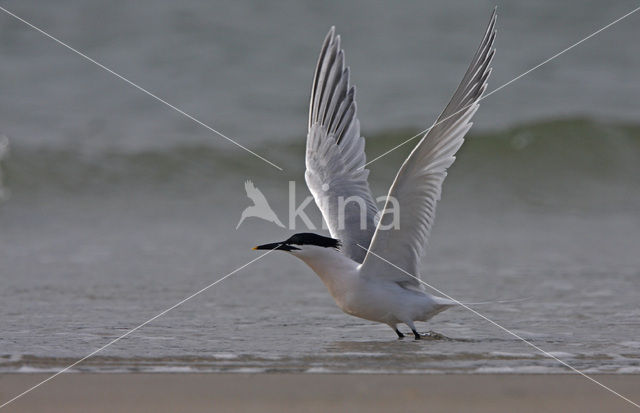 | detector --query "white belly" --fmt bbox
[299,250,450,326]
[336,279,445,325]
